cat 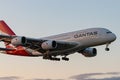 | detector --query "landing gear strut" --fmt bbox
[105,43,110,51]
